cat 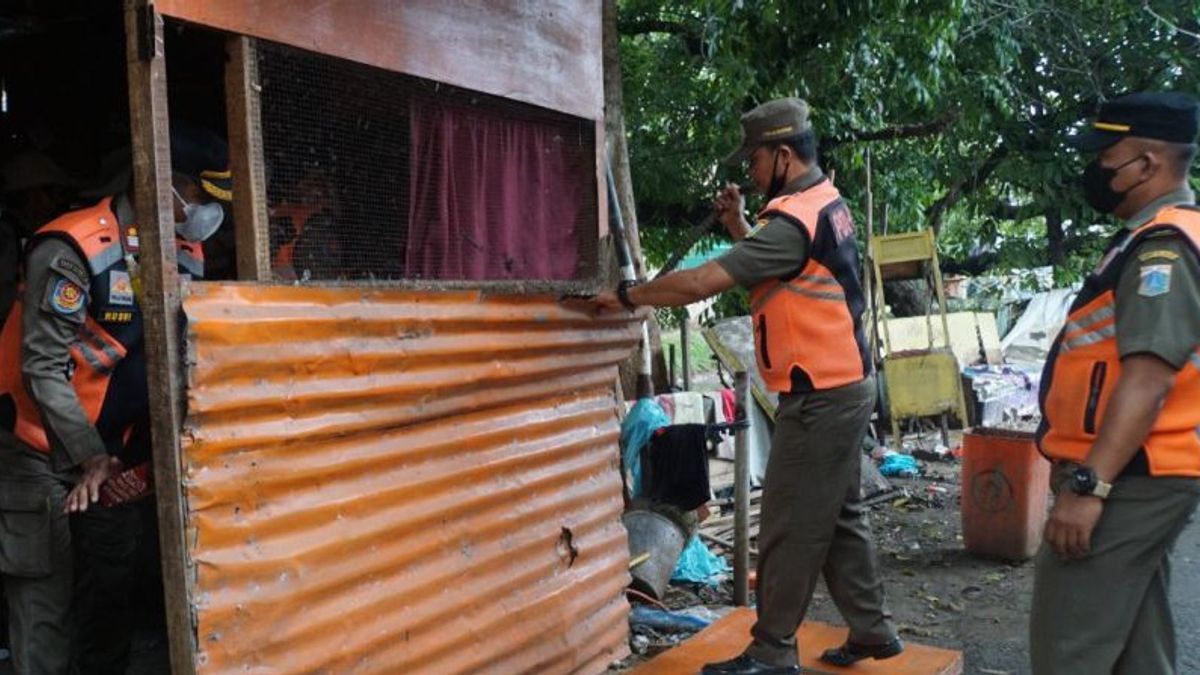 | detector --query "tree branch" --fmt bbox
[619,16,704,56]
[824,112,960,151]
[1143,2,1200,42]
[925,145,1009,233]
